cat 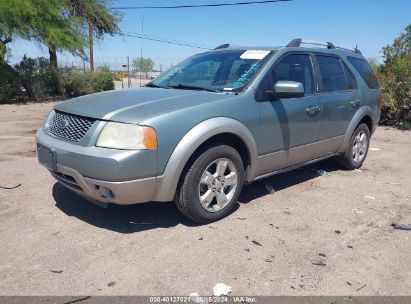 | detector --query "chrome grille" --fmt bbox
[46,111,96,142]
